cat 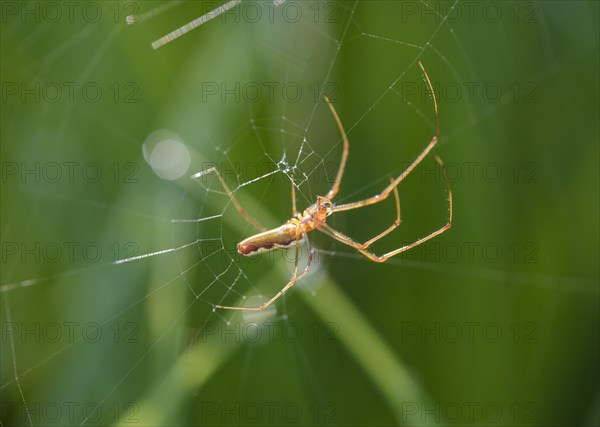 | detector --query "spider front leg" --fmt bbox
[214,233,314,311]
[192,167,266,232]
